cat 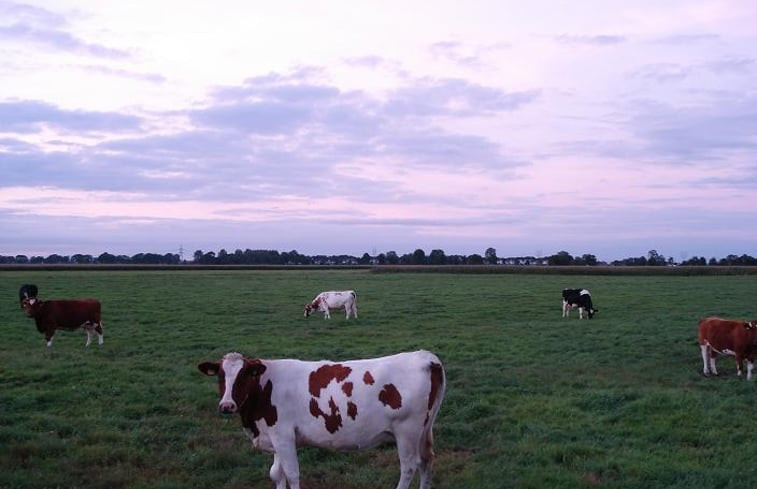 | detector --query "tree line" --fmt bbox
[2,248,756,266]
